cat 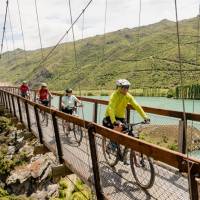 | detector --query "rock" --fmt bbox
[0,180,5,188]
[30,154,54,178]
[30,190,47,200]
[7,146,16,155]
[6,165,31,184]
[47,184,59,198]
[40,165,52,182]
[19,143,34,158]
